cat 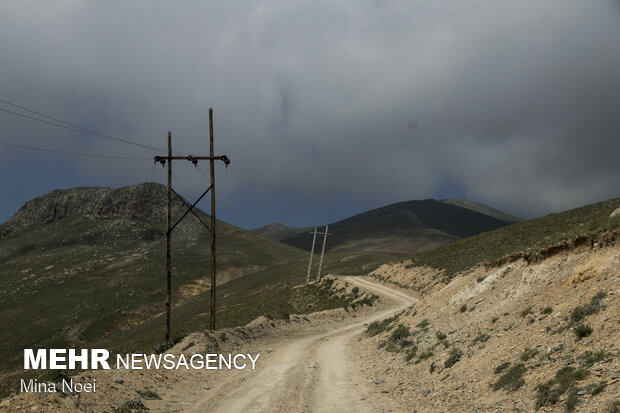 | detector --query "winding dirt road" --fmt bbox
[152,276,416,413]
